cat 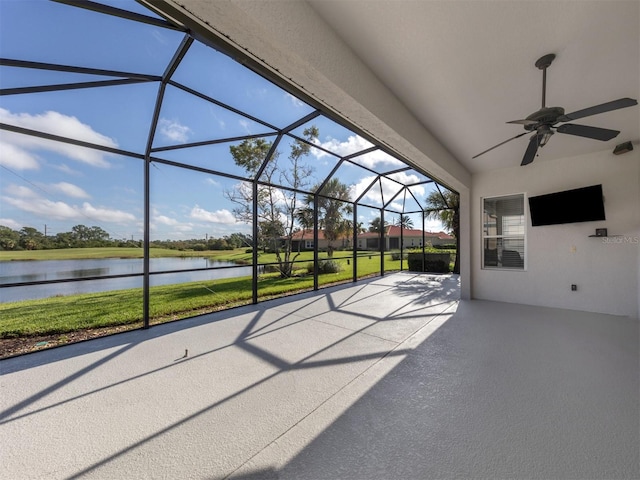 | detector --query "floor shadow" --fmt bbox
[226,467,279,480]
[3,272,461,479]
[259,300,640,480]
